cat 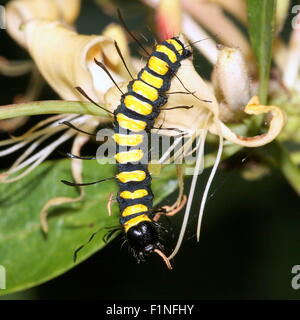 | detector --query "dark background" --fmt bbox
[0,0,300,300]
